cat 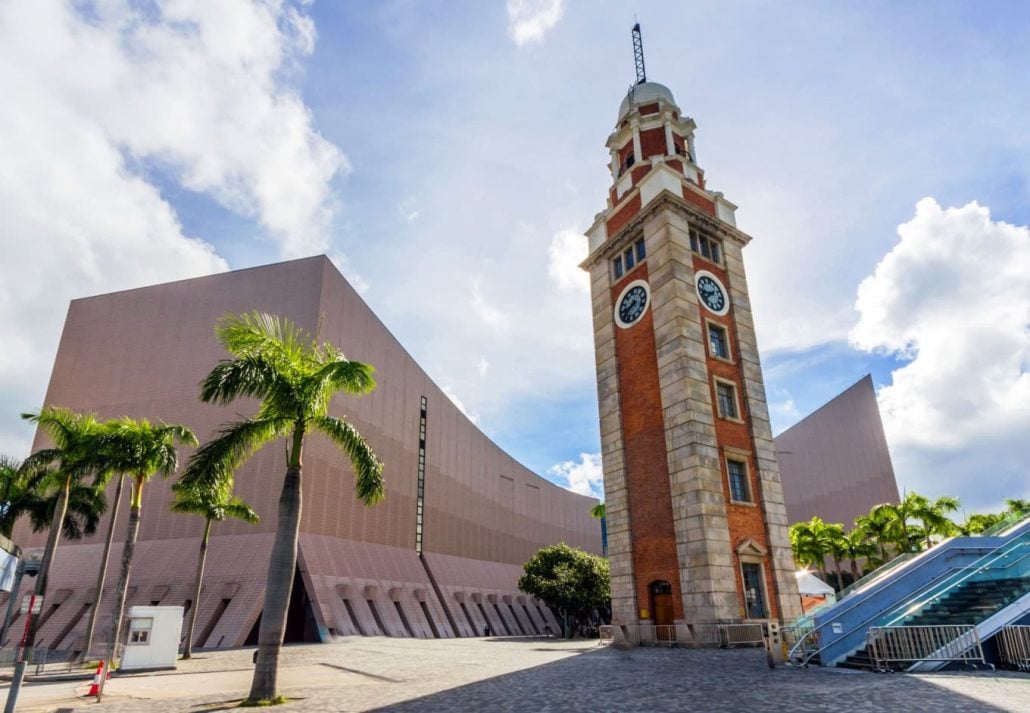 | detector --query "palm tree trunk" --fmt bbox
[21,477,70,653]
[97,478,144,703]
[81,473,125,660]
[833,560,845,591]
[248,424,304,704]
[182,517,212,659]
[850,557,860,580]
